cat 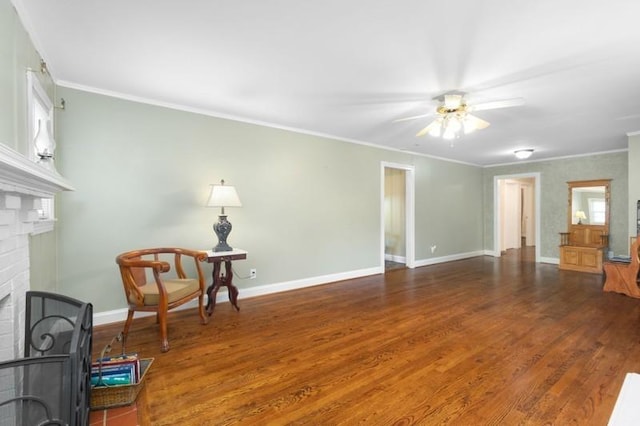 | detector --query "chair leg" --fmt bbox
[158,308,169,352]
[198,293,208,325]
[122,310,135,340]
